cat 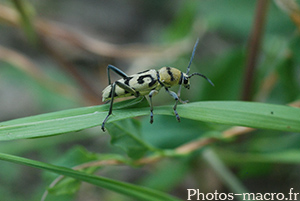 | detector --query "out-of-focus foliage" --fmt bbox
[0,0,300,201]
